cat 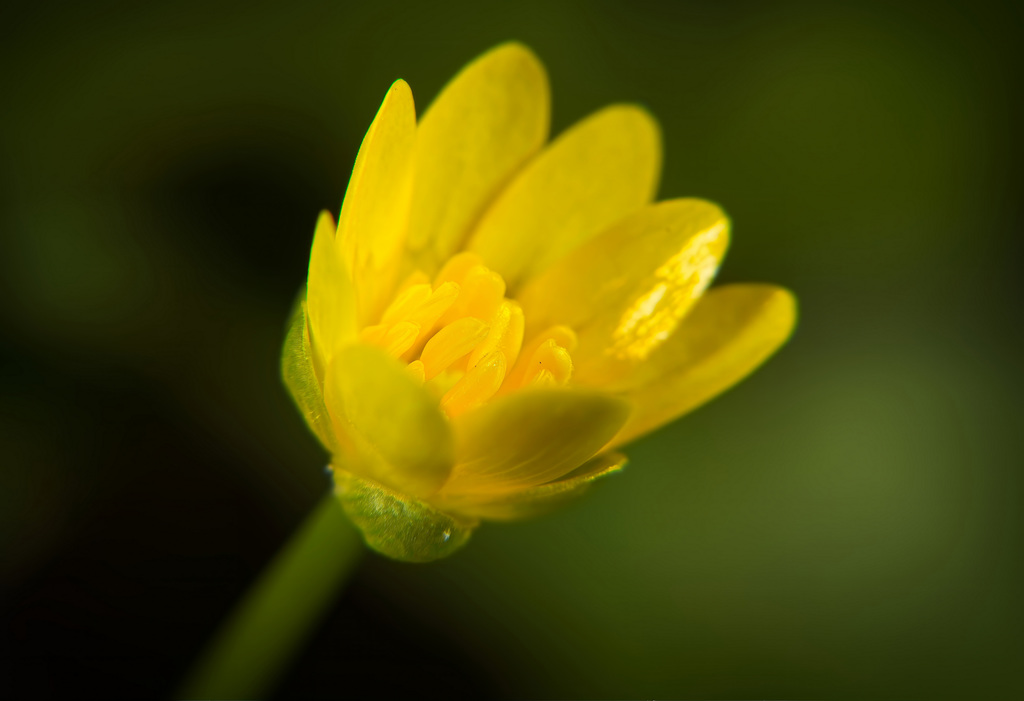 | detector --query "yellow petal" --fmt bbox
[469,105,661,291]
[517,199,730,386]
[280,296,338,453]
[439,452,627,521]
[441,389,631,496]
[306,211,357,377]
[338,79,417,325]
[324,344,454,498]
[609,284,797,447]
[404,42,550,274]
